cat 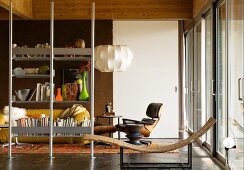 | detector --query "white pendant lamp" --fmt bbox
[94,45,133,72]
